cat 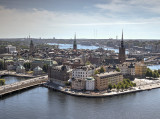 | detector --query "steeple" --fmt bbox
[121,30,124,48]
[119,30,126,64]
[73,33,77,50]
